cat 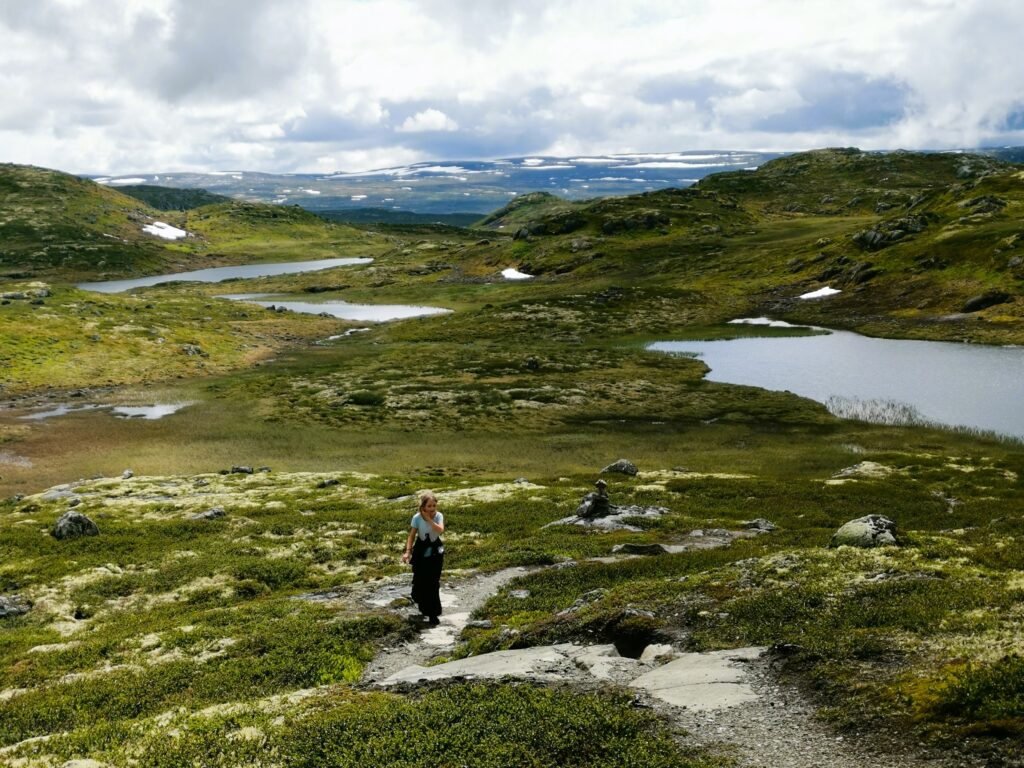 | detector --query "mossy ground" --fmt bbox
[2,151,1024,765]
